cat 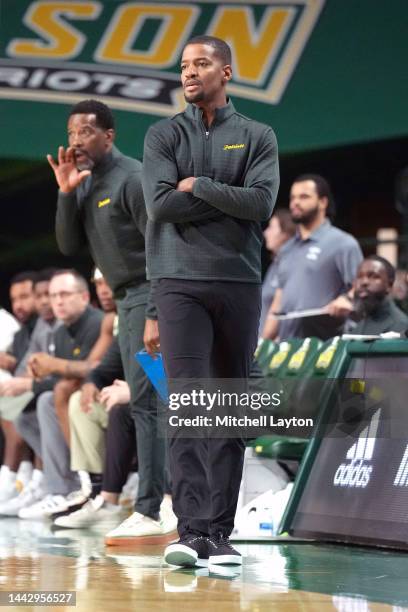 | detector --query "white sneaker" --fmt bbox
[49,489,90,519]
[0,471,45,516]
[53,495,125,529]
[105,511,177,546]
[19,494,70,520]
[0,465,18,503]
